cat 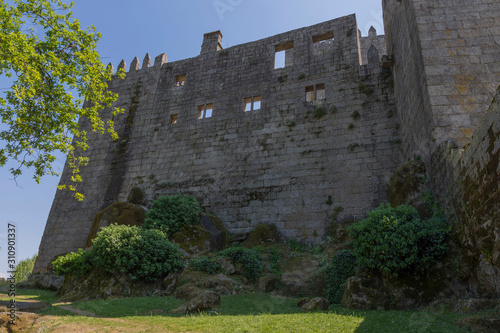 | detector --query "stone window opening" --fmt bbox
[274,41,294,69]
[244,96,261,112]
[305,84,326,102]
[170,114,178,124]
[198,103,213,119]
[313,31,334,44]
[176,74,186,86]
